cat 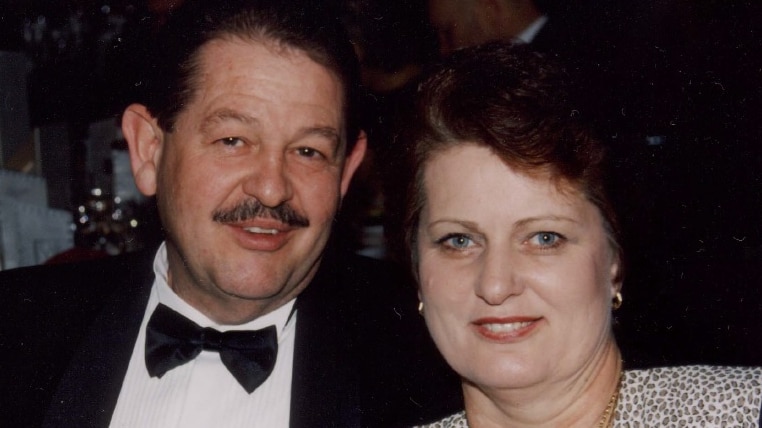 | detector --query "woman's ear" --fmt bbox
[610,258,623,295]
[122,104,163,196]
